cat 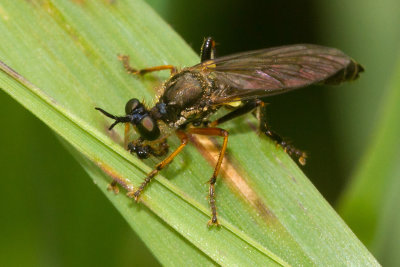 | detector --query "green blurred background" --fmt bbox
[1,0,399,266]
